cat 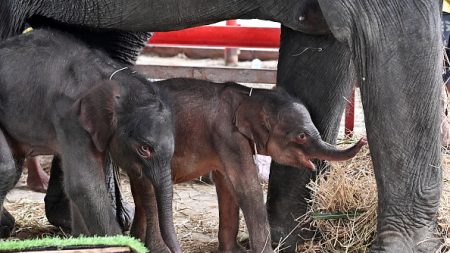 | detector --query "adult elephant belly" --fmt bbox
[0,0,329,39]
[0,0,331,76]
